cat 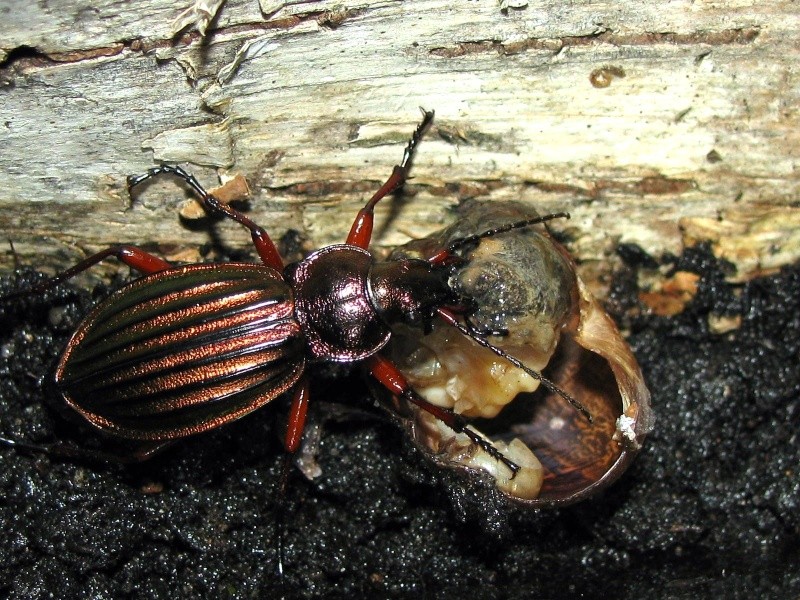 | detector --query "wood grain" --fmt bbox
[1,0,798,286]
